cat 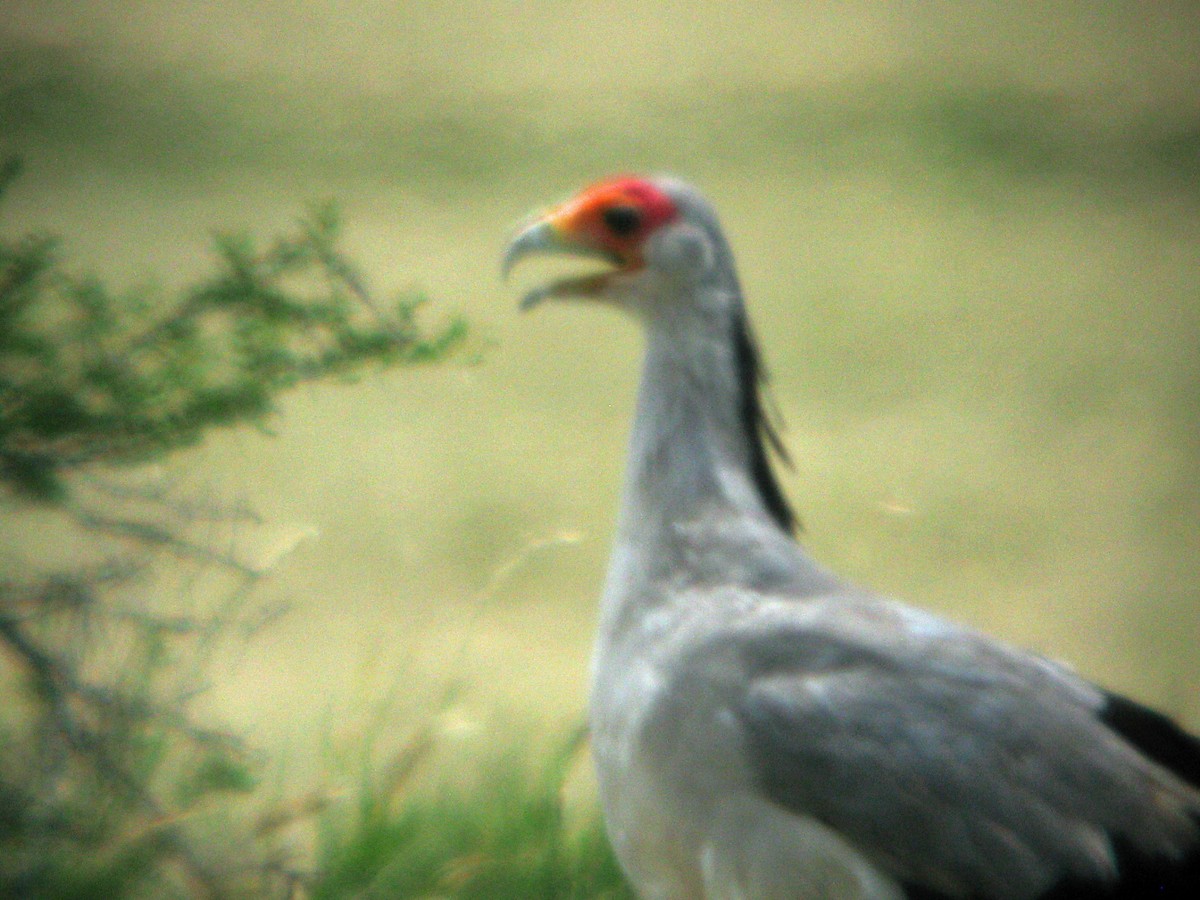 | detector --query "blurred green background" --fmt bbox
[3,1,1198,786]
